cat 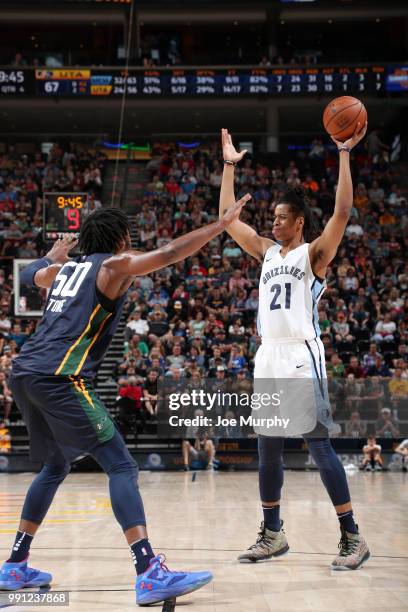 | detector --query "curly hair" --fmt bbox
[78,207,131,255]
